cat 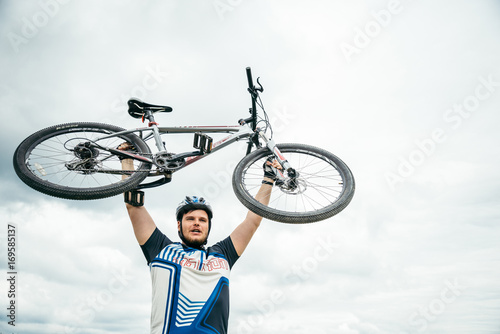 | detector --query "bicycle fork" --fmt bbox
[257,130,299,187]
